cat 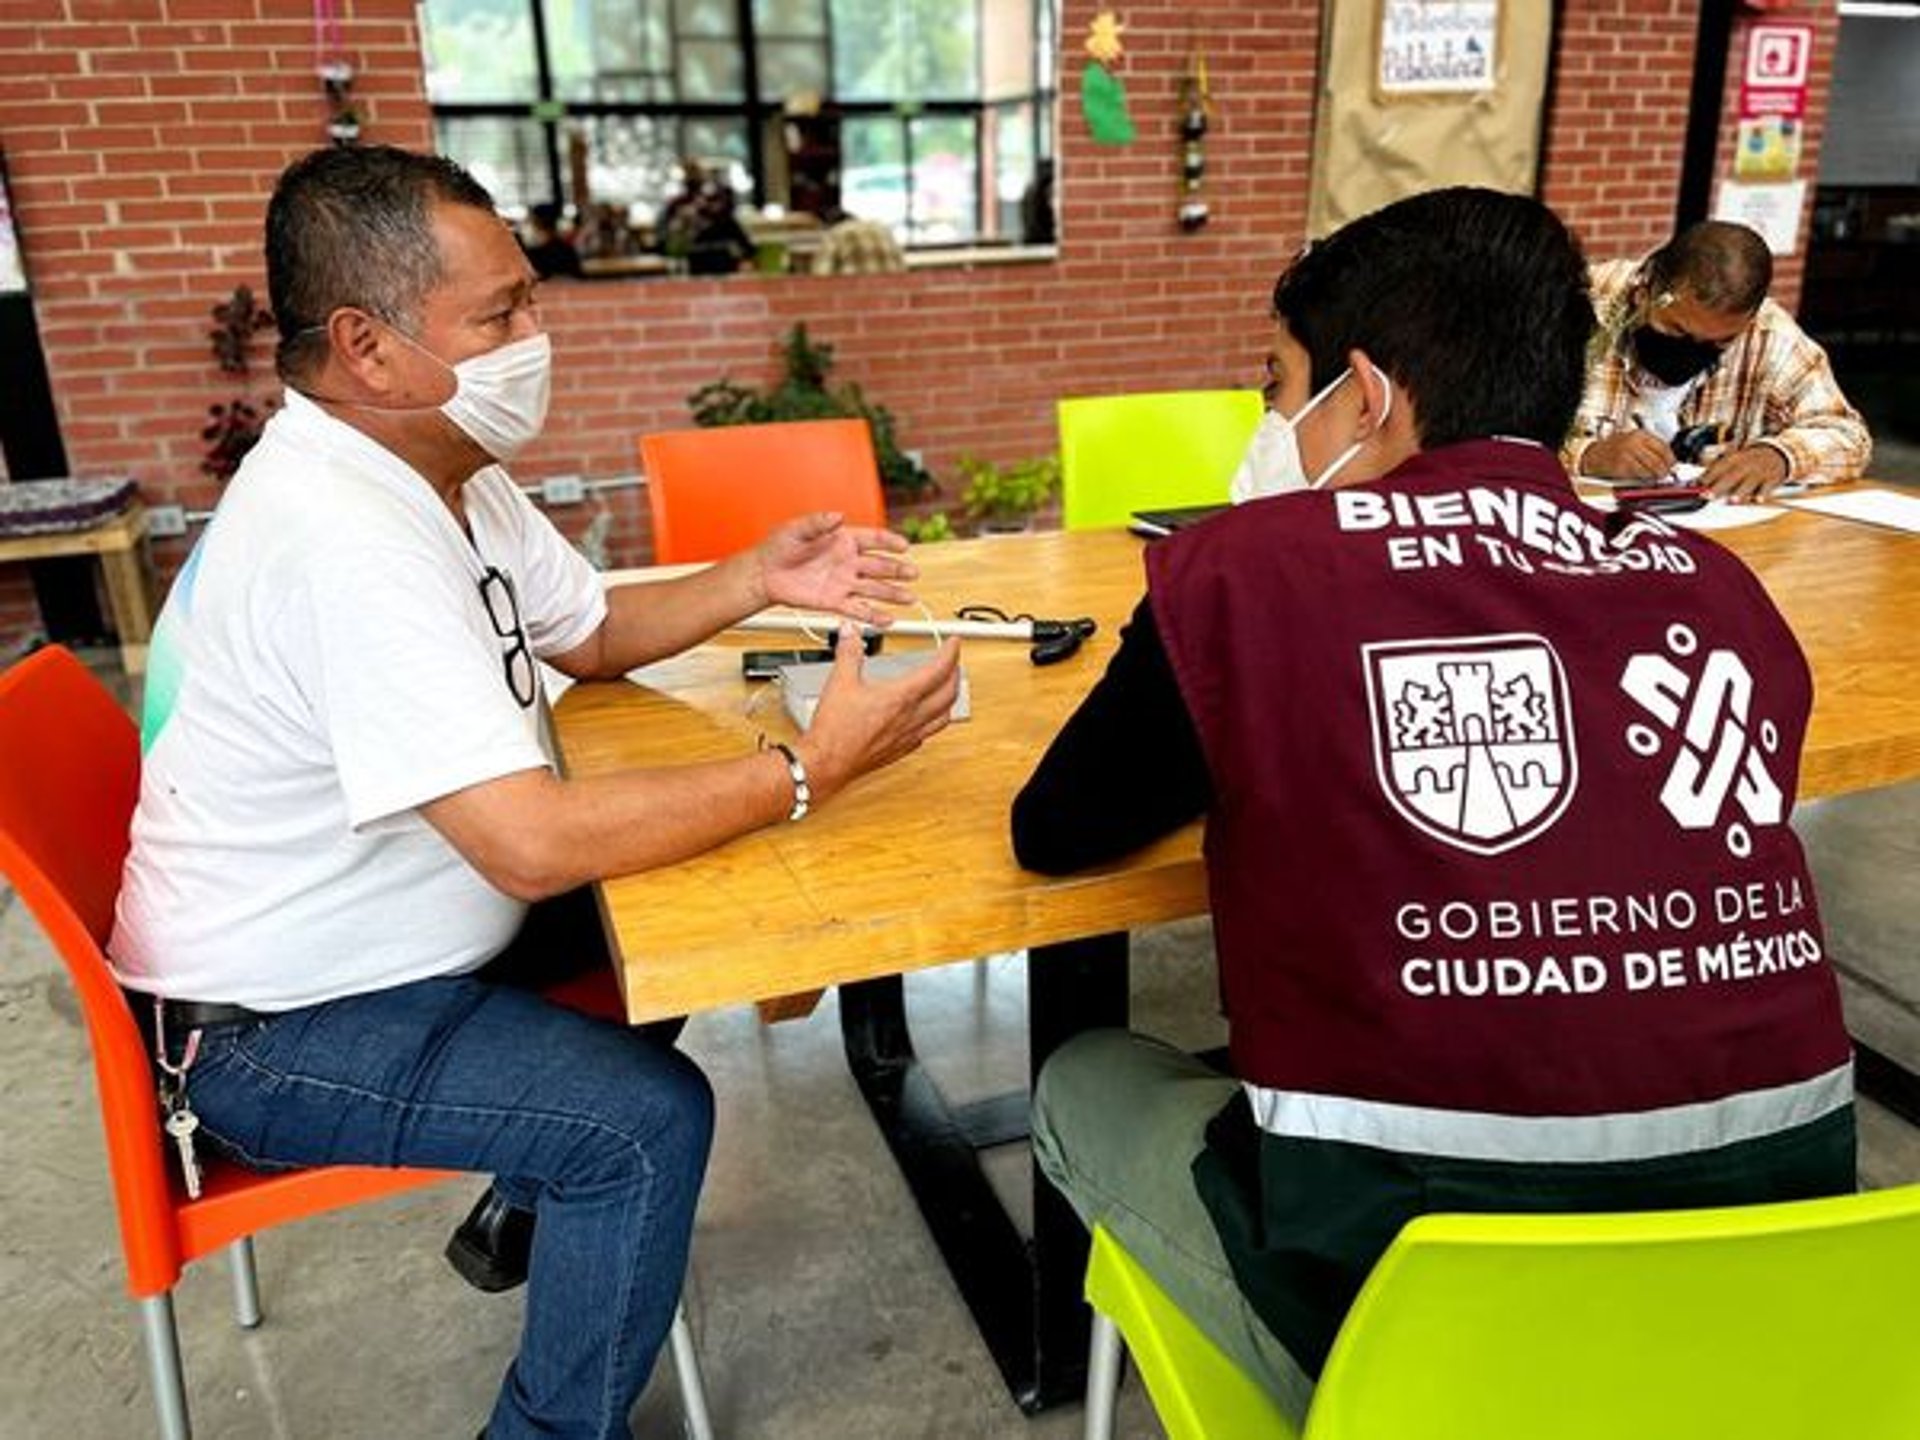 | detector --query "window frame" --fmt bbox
[423,0,1057,253]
